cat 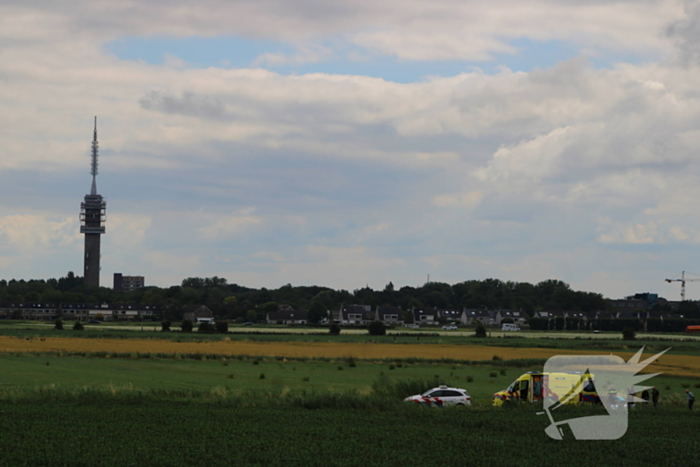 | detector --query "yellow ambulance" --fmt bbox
[492,371,597,406]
